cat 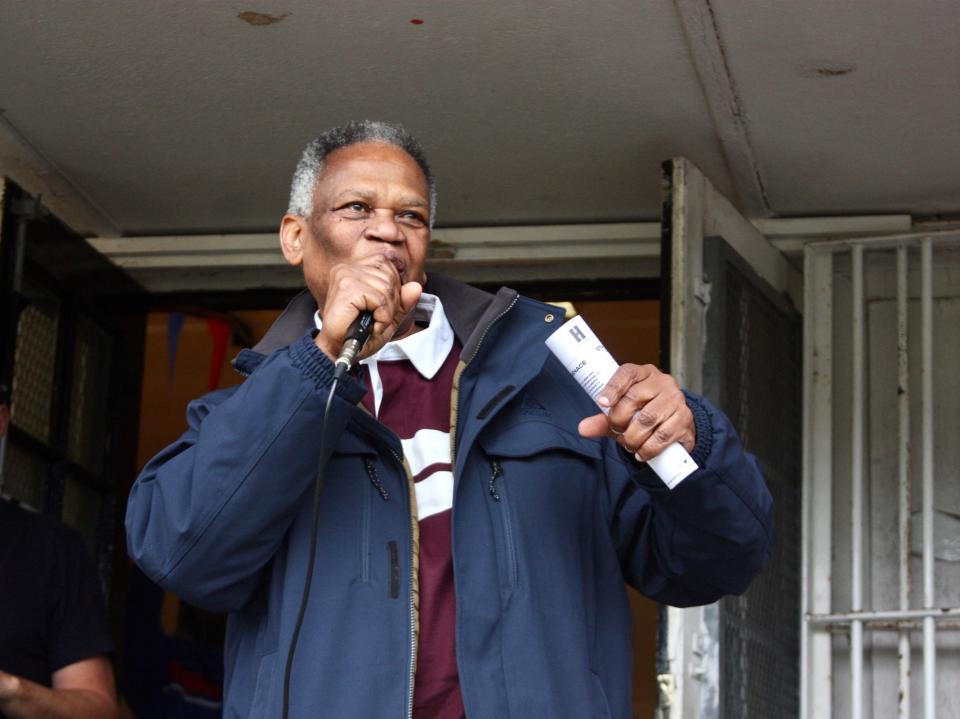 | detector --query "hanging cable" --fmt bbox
[281,374,339,719]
